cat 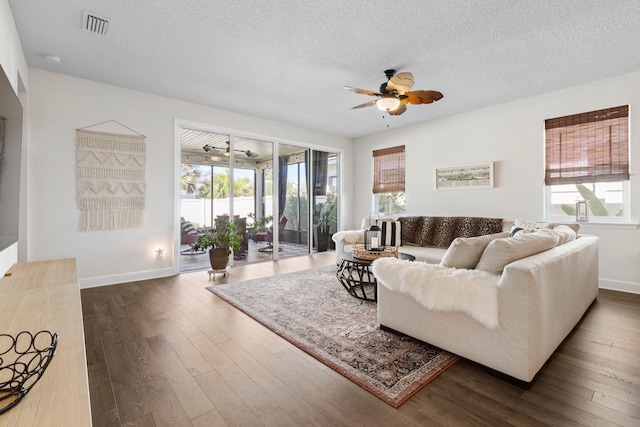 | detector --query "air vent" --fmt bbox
[83,11,109,36]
